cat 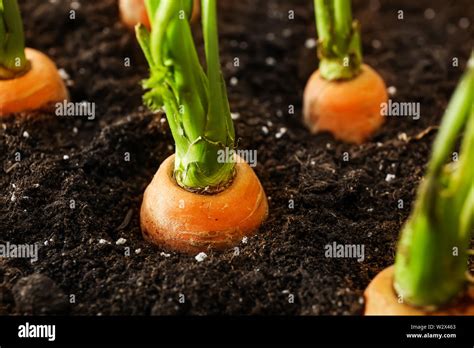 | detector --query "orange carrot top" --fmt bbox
[0,0,30,79]
[137,0,268,253]
[303,0,387,144]
[0,0,68,116]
